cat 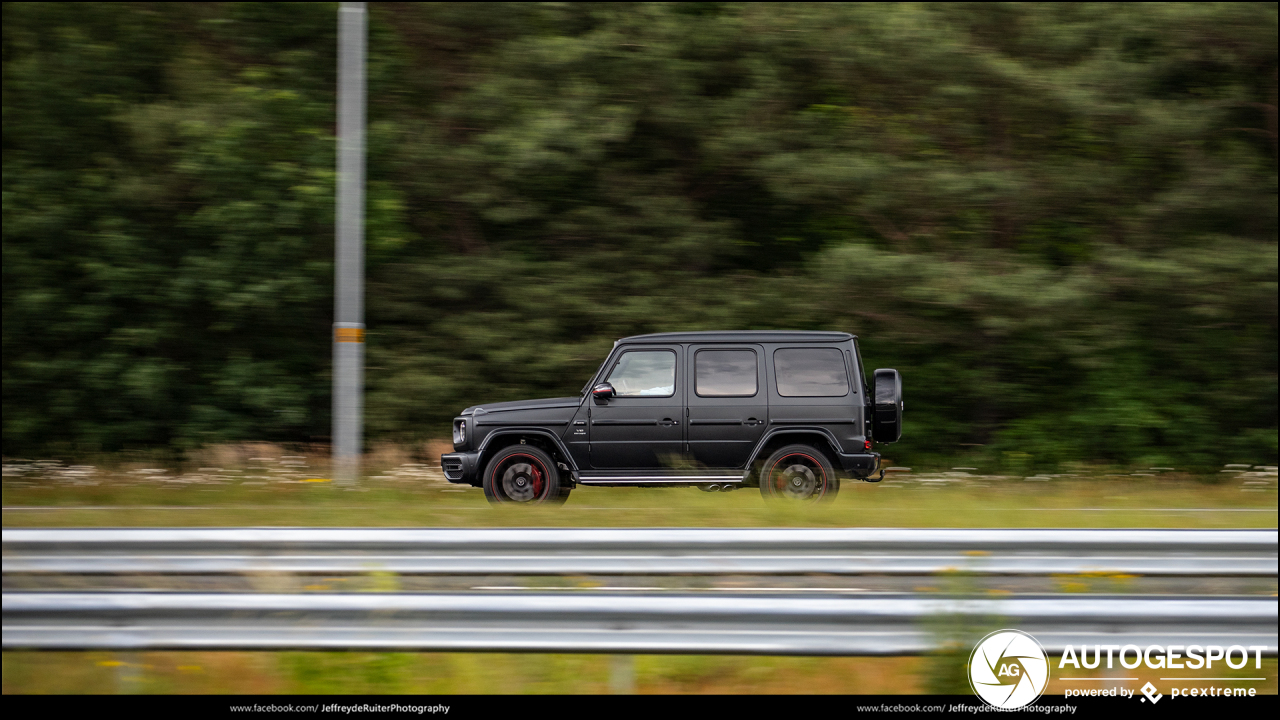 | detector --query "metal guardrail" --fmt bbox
[4,591,1275,654]
[4,528,1276,576]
